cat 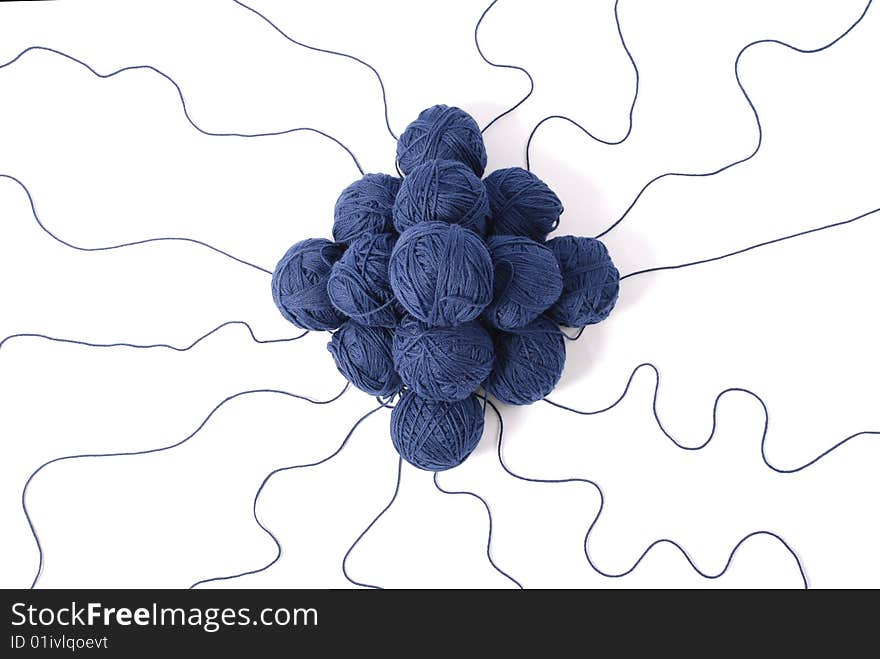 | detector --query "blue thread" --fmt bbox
[342,456,403,589]
[484,317,566,406]
[191,402,384,589]
[328,321,401,397]
[333,174,401,244]
[390,391,485,471]
[546,235,619,328]
[327,233,398,327]
[392,316,494,402]
[396,105,488,177]
[272,238,347,331]
[389,222,494,326]
[393,159,490,235]
[483,235,563,330]
[484,167,563,242]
